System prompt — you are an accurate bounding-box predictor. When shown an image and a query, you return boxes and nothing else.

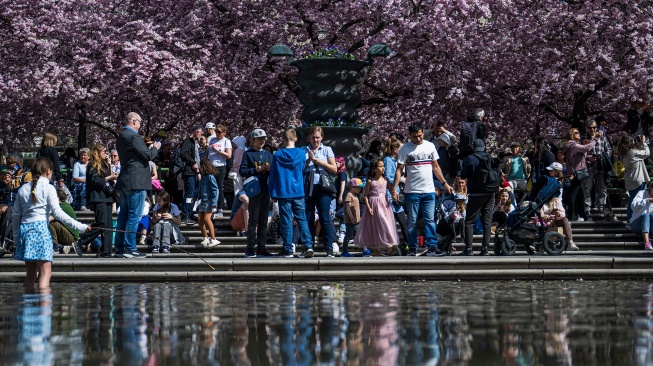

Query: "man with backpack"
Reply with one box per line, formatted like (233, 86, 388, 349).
(459, 139, 501, 256)
(458, 108, 487, 161)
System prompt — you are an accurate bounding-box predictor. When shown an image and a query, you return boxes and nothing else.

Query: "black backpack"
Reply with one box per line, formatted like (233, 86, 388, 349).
(169, 147, 184, 175)
(459, 121, 478, 153)
(472, 153, 502, 193)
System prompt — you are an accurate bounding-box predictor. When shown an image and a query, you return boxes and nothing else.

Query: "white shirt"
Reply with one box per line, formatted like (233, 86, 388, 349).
(397, 140, 439, 194)
(207, 137, 232, 167)
(12, 177, 87, 236)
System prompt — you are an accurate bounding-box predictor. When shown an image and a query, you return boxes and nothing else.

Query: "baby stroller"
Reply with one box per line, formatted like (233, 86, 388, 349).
(435, 195, 463, 256)
(493, 176, 566, 256)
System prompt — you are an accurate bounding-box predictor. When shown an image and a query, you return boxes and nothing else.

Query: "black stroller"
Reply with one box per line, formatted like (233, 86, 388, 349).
(493, 176, 567, 256)
(435, 195, 462, 256)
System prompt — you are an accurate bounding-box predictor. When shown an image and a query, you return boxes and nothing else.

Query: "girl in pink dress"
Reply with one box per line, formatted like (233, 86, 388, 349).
(355, 159, 399, 255)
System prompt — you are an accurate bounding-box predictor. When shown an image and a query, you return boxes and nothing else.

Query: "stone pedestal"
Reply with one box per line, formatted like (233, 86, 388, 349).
(296, 126, 370, 178)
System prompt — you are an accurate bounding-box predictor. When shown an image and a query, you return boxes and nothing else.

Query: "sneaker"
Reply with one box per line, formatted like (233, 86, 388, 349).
(183, 218, 195, 225)
(80, 206, 91, 212)
(162, 247, 170, 254)
(72, 240, 83, 257)
(62, 245, 71, 255)
(569, 243, 579, 251)
(215, 211, 224, 218)
(114, 252, 124, 258)
(256, 248, 274, 257)
(478, 247, 489, 256)
(152, 245, 160, 253)
(200, 237, 211, 247)
(207, 239, 221, 248)
(340, 251, 354, 257)
(645, 242, 653, 251)
(407, 249, 417, 257)
(332, 243, 340, 256)
(237, 231, 246, 237)
(574, 217, 584, 222)
(138, 237, 146, 245)
(123, 250, 147, 258)
(276, 250, 294, 258)
(362, 249, 372, 257)
(98, 253, 113, 258)
(299, 248, 314, 258)
(326, 251, 335, 258)
(426, 247, 445, 257)
(244, 249, 257, 258)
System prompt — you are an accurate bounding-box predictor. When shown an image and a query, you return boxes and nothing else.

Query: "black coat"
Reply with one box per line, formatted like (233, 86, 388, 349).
(116, 127, 159, 191)
(623, 108, 652, 136)
(179, 137, 198, 176)
(36, 146, 63, 182)
(87, 163, 115, 203)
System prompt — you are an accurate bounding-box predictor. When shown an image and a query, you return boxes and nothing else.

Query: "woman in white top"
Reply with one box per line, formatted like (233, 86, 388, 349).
(12, 157, 90, 290)
(629, 181, 653, 250)
(206, 123, 232, 218)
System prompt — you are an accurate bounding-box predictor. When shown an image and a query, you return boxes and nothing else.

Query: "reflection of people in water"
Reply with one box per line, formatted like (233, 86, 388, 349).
(544, 308, 572, 365)
(17, 289, 53, 365)
(360, 291, 400, 365)
(633, 283, 653, 366)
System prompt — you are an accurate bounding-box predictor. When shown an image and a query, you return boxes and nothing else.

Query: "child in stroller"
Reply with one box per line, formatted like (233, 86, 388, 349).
(494, 172, 569, 256)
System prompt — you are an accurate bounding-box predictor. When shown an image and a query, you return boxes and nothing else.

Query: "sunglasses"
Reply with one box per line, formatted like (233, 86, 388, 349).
(216, 130, 225, 134)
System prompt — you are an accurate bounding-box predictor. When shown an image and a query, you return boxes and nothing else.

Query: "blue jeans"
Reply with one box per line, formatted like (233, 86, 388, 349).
(181, 175, 198, 219)
(72, 182, 86, 210)
(631, 214, 653, 234)
(405, 192, 439, 250)
(114, 189, 146, 253)
(278, 198, 313, 252)
(305, 187, 334, 252)
(628, 183, 647, 222)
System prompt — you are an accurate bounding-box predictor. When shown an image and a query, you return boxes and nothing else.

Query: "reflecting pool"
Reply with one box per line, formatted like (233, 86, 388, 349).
(0, 281, 652, 365)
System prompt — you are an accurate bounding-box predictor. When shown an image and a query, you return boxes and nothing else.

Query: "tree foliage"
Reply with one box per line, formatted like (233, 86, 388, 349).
(1, 0, 652, 151)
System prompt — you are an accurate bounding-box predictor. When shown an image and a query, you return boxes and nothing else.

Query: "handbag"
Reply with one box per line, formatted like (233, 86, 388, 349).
(316, 166, 337, 195)
(243, 176, 261, 197)
(574, 168, 590, 181)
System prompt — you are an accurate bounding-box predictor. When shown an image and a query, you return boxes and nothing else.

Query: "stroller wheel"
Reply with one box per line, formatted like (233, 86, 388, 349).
(502, 237, 517, 256)
(543, 231, 566, 255)
(526, 241, 544, 255)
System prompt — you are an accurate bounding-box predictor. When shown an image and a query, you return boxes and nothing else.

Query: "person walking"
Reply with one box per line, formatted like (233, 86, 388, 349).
(268, 128, 314, 258)
(391, 123, 453, 256)
(114, 112, 161, 258)
(240, 128, 273, 258)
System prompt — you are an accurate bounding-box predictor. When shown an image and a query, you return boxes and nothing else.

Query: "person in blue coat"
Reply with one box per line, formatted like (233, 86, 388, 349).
(269, 128, 314, 258)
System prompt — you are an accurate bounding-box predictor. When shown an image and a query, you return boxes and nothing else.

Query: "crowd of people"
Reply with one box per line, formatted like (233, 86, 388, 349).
(2, 103, 653, 289)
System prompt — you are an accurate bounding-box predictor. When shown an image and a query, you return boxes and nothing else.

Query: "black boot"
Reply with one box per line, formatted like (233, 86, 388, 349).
(478, 247, 489, 256)
(457, 248, 473, 256)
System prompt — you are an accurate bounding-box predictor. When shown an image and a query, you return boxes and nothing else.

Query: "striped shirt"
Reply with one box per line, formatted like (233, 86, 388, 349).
(397, 140, 439, 194)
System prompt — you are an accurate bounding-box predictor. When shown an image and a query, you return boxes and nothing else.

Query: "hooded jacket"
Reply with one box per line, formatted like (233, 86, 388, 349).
(269, 147, 306, 199)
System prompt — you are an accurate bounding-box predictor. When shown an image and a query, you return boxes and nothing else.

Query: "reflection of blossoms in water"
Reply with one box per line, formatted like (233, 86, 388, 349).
(633, 283, 653, 366)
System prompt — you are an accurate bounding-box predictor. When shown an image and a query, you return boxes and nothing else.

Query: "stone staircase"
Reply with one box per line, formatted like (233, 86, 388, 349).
(2, 207, 653, 282)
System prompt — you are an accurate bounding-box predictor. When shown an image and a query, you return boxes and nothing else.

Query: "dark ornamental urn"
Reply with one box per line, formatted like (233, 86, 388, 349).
(268, 44, 392, 178)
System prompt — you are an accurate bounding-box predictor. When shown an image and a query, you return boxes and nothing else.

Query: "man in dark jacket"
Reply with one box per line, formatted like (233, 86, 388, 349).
(458, 108, 487, 161)
(459, 139, 495, 256)
(114, 112, 160, 258)
(179, 126, 203, 224)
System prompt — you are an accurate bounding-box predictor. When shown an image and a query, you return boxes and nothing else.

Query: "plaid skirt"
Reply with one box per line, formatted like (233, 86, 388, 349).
(14, 221, 54, 262)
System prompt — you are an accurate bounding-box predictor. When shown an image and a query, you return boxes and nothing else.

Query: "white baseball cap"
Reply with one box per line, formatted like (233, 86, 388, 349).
(546, 162, 563, 171)
(251, 128, 267, 138)
(205, 122, 216, 130)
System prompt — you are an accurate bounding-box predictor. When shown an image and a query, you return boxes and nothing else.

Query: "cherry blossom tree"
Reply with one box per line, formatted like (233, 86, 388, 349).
(1, 0, 652, 152)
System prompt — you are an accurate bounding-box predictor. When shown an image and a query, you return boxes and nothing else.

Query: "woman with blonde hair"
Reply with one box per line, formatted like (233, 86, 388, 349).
(36, 132, 64, 186)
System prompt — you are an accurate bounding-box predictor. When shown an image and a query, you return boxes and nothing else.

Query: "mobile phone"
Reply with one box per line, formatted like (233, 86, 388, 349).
(154, 136, 164, 143)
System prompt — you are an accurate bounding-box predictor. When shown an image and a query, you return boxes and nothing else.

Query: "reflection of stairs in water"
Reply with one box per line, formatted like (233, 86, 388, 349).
(1, 207, 653, 282)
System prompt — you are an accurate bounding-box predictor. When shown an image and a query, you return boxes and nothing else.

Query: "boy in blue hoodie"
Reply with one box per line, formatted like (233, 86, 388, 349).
(239, 128, 274, 258)
(269, 128, 314, 258)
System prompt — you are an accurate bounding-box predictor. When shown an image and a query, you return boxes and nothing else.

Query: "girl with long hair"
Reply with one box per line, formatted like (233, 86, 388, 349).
(150, 190, 183, 253)
(198, 159, 221, 248)
(12, 157, 89, 289)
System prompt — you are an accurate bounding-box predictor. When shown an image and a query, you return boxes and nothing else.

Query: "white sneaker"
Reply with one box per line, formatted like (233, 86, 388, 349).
(207, 239, 221, 248)
(200, 237, 211, 247)
(63, 245, 71, 254)
(332, 243, 340, 256)
(569, 243, 579, 251)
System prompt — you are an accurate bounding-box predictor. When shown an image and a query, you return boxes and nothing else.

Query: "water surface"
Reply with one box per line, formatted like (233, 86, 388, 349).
(0, 281, 652, 365)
